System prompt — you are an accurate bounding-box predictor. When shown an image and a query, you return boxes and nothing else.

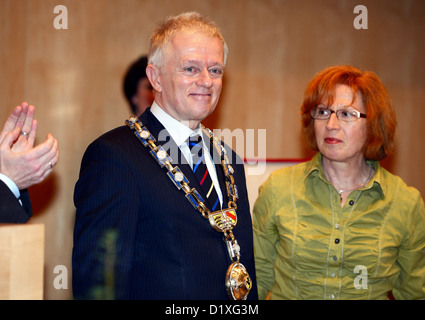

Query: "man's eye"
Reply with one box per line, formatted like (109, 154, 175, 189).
(184, 66, 198, 73)
(209, 68, 223, 77)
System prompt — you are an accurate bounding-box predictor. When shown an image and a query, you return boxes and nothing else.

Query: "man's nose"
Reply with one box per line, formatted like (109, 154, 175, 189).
(196, 69, 213, 87)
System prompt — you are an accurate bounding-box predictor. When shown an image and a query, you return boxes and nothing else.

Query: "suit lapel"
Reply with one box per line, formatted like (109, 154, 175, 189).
(138, 109, 210, 206)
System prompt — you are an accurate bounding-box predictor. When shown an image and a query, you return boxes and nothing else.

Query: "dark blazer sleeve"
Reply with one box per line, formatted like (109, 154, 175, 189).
(0, 180, 32, 223)
(72, 129, 142, 299)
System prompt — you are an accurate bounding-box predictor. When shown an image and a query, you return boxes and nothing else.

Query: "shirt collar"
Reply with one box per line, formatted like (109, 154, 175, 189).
(305, 152, 385, 198)
(150, 101, 200, 147)
(369, 160, 386, 196)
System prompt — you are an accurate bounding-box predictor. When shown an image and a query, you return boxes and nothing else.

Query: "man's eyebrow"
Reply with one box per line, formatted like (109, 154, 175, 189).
(181, 59, 224, 67)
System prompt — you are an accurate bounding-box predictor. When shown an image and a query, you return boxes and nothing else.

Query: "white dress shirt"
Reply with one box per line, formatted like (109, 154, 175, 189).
(150, 102, 223, 207)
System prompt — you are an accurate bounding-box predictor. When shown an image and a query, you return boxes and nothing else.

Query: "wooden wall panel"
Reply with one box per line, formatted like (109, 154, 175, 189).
(0, 224, 44, 299)
(0, 0, 26, 118)
(0, 0, 423, 299)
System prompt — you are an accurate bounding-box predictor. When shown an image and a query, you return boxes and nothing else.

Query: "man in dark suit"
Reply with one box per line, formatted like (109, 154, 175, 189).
(72, 12, 258, 300)
(0, 103, 59, 223)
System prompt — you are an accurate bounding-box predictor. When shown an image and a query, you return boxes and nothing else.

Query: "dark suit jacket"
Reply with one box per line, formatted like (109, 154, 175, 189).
(0, 180, 32, 223)
(73, 108, 258, 300)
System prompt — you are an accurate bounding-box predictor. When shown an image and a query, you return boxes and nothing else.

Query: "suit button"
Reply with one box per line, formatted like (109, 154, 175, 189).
(335, 238, 340, 244)
(349, 200, 354, 205)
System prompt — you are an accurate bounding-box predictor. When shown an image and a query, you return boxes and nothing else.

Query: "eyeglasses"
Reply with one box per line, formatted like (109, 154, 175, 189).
(311, 105, 367, 122)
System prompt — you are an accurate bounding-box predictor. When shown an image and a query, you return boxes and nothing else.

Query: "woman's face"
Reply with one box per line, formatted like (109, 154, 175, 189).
(314, 84, 367, 165)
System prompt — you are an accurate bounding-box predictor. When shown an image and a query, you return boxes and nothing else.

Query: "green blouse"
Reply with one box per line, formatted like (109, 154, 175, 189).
(253, 153, 425, 300)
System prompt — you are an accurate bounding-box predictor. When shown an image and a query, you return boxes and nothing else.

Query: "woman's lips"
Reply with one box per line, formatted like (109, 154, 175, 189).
(324, 137, 342, 144)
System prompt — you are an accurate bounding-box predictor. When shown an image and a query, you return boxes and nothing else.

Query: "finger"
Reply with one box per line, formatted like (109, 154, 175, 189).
(39, 161, 56, 183)
(1, 127, 21, 149)
(14, 102, 29, 132)
(26, 119, 38, 147)
(25, 136, 58, 182)
(47, 143, 59, 171)
(26, 133, 57, 161)
(40, 135, 59, 169)
(46, 134, 59, 166)
(0, 105, 23, 142)
(21, 104, 35, 136)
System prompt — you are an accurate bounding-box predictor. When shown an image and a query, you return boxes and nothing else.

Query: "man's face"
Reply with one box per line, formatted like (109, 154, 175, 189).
(152, 31, 225, 129)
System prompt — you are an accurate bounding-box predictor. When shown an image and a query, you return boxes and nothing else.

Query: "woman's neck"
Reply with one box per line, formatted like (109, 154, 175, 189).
(322, 156, 374, 207)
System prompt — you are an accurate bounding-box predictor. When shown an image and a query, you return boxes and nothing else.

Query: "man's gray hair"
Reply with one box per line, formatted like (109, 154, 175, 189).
(148, 11, 229, 68)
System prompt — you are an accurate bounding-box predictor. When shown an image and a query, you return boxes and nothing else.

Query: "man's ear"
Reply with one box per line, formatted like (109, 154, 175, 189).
(146, 64, 162, 93)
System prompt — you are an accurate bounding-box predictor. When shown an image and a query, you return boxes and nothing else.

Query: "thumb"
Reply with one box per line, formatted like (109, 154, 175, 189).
(1, 127, 21, 148)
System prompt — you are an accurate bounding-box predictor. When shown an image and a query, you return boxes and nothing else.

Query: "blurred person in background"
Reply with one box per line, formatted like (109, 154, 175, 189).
(123, 55, 154, 116)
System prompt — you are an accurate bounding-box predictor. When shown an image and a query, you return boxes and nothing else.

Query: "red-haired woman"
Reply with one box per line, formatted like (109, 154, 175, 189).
(253, 65, 425, 300)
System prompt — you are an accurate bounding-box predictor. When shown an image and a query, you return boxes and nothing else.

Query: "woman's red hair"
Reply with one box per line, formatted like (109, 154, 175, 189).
(300, 65, 397, 160)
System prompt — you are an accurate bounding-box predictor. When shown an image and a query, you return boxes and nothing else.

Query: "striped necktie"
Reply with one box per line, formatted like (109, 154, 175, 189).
(188, 135, 220, 211)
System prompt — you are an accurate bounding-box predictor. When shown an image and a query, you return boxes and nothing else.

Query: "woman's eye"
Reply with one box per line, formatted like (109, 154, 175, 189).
(340, 110, 354, 118)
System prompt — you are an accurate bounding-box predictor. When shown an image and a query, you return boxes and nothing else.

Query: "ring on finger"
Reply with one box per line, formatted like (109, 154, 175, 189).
(48, 162, 53, 169)
(21, 131, 29, 137)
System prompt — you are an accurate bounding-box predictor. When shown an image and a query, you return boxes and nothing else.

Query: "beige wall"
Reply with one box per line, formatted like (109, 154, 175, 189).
(0, 0, 424, 299)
